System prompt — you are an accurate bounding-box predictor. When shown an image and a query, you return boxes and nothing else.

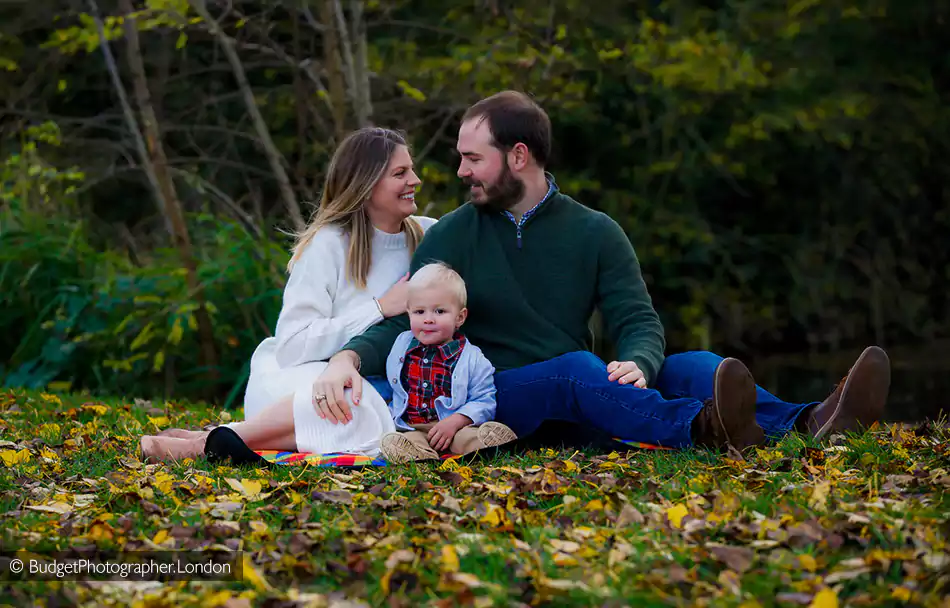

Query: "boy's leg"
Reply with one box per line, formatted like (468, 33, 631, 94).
(449, 425, 482, 454)
(654, 351, 813, 439)
(449, 422, 517, 455)
(380, 425, 440, 462)
(493, 351, 764, 450)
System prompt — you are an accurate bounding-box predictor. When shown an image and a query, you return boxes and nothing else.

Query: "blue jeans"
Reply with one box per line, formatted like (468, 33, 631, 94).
(366, 375, 394, 404)
(494, 352, 704, 448)
(656, 351, 816, 439)
(494, 351, 815, 448)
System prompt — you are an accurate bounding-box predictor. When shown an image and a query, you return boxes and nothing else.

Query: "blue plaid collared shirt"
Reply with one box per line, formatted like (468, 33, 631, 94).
(502, 176, 557, 249)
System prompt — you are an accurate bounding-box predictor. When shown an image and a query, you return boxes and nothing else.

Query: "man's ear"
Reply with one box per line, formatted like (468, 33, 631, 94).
(509, 143, 529, 171)
(456, 307, 468, 328)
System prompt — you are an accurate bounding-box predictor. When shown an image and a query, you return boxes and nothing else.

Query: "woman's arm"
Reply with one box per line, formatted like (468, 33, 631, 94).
(273, 233, 384, 368)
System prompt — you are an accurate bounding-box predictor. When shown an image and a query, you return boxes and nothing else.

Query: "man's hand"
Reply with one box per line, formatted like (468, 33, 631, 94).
(607, 360, 647, 388)
(427, 413, 472, 452)
(312, 351, 363, 424)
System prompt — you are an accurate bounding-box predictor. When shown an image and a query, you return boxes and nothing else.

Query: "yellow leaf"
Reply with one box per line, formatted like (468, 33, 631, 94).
(1, 449, 31, 466)
(809, 588, 838, 608)
(799, 554, 818, 572)
(240, 554, 272, 592)
(39, 447, 59, 461)
(562, 459, 579, 473)
(396, 80, 426, 102)
(152, 529, 169, 545)
(552, 552, 579, 566)
(199, 590, 234, 608)
(82, 404, 107, 415)
(225, 478, 263, 496)
(585, 499, 604, 511)
(147, 416, 169, 427)
(808, 481, 831, 511)
(441, 545, 460, 572)
(666, 503, 689, 529)
(891, 587, 912, 602)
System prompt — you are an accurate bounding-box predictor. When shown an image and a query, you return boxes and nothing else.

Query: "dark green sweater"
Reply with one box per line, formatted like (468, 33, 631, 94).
(344, 191, 666, 383)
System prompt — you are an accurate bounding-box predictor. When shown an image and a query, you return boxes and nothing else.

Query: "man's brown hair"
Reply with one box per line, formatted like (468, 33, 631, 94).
(462, 91, 552, 167)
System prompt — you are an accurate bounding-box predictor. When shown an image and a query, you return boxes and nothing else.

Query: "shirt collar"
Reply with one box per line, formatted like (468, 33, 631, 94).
(502, 172, 558, 225)
(406, 332, 466, 360)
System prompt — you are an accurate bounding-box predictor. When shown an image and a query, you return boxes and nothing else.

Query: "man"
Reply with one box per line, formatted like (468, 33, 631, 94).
(311, 91, 890, 451)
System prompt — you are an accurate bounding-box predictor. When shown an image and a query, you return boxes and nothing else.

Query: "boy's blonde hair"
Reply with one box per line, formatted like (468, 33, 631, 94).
(408, 262, 467, 307)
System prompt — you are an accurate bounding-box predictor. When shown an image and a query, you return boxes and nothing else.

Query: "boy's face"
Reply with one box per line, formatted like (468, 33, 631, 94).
(407, 286, 467, 346)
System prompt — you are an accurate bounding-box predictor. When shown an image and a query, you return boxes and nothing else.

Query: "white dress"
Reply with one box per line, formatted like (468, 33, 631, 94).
(241, 216, 437, 455)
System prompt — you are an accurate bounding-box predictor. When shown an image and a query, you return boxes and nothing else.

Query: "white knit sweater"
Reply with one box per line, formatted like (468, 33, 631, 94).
(243, 216, 437, 419)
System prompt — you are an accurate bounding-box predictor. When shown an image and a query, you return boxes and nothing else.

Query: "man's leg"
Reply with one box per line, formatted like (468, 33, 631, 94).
(493, 351, 763, 450)
(655, 347, 890, 440)
(655, 351, 813, 439)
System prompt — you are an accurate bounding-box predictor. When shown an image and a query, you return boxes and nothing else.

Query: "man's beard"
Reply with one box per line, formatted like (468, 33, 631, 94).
(462, 161, 524, 211)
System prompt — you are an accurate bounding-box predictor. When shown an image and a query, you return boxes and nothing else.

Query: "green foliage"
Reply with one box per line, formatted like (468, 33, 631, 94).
(1, 0, 948, 400)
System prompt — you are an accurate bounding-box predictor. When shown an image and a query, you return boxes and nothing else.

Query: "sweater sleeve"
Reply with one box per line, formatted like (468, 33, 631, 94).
(273, 232, 384, 368)
(343, 217, 455, 376)
(595, 214, 666, 385)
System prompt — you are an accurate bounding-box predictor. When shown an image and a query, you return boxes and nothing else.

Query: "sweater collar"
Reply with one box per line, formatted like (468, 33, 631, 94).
(372, 226, 410, 250)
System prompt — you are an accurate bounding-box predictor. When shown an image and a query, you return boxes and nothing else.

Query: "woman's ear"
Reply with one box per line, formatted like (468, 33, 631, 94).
(456, 307, 468, 328)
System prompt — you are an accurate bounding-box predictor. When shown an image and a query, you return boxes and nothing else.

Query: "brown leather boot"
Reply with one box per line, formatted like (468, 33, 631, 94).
(692, 358, 765, 452)
(800, 346, 890, 440)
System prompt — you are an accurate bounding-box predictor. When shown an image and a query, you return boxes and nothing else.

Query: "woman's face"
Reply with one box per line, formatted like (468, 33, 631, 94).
(365, 144, 421, 227)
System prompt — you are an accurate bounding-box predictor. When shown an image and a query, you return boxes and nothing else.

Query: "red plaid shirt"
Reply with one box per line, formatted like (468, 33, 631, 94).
(400, 333, 466, 425)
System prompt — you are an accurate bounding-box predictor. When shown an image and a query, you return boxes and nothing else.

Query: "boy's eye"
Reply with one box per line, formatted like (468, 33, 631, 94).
(412, 309, 424, 315)
(435, 308, 446, 314)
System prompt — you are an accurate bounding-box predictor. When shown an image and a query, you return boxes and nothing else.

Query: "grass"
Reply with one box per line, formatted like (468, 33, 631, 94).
(0, 388, 948, 607)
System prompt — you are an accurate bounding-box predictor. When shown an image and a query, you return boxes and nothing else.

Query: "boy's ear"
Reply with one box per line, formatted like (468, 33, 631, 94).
(456, 307, 468, 328)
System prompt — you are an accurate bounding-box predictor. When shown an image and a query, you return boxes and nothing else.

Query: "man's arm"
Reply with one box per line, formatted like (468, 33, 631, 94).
(595, 215, 666, 385)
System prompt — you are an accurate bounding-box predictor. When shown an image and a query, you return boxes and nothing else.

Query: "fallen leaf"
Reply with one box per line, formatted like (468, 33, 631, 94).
(441, 545, 460, 572)
(708, 544, 755, 573)
(25, 501, 72, 514)
(808, 588, 838, 608)
(666, 503, 689, 529)
(616, 503, 645, 527)
(1, 449, 31, 466)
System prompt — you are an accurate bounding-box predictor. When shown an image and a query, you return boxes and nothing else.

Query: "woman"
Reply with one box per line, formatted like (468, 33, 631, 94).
(140, 127, 436, 461)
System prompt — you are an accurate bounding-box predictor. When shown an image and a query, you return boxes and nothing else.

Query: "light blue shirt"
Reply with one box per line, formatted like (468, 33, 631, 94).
(385, 330, 497, 431)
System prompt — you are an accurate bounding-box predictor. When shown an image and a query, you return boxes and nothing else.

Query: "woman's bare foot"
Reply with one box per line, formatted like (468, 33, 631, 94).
(156, 428, 210, 440)
(140, 433, 209, 464)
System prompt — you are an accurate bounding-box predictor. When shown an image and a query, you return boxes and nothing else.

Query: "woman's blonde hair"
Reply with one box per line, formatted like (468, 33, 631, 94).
(288, 127, 424, 288)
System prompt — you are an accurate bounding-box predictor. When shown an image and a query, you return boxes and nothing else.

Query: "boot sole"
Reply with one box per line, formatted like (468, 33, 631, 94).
(477, 422, 518, 448)
(715, 358, 765, 451)
(814, 346, 890, 439)
(380, 434, 438, 463)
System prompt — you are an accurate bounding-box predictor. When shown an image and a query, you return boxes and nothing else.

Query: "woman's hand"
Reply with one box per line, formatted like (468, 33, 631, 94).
(312, 351, 363, 424)
(376, 273, 410, 317)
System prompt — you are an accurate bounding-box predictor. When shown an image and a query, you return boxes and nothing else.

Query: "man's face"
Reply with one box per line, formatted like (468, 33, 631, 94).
(456, 118, 524, 210)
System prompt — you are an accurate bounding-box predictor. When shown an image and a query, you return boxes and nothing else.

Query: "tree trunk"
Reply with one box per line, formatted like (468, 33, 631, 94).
(189, 0, 307, 231)
(116, 0, 220, 392)
(320, 0, 350, 140)
(349, 0, 373, 126)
